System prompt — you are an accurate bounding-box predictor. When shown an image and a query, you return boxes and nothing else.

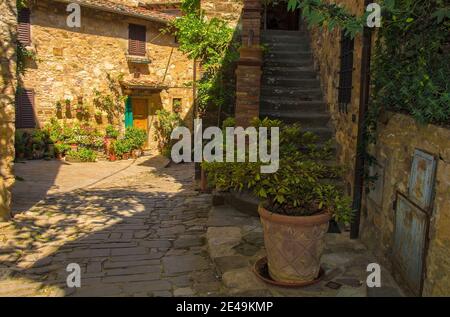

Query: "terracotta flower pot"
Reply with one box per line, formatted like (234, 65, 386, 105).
(258, 205, 331, 284)
(109, 153, 117, 161)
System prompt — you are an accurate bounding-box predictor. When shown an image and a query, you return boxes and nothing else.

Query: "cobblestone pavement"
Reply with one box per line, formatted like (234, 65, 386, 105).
(1, 156, 219, 297)
(1, 156, 404, 297)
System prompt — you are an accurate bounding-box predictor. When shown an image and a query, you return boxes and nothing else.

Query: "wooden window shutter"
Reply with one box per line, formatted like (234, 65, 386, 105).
(128, 24, 146, 56)
(337, 31, 355, 113)
(18, 8, 31, 46)
(15, 89, 36, 129)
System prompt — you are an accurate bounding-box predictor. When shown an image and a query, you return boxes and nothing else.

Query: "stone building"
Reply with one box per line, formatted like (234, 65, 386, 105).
(0, 0, 16, 221)
(233, 0, 450, 296)
(17, 0, 195, 149)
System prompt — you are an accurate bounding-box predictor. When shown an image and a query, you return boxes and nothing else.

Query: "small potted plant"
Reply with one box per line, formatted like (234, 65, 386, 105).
(104, 125, 119, 154)
(55, 101, 63, 118)
(94, 110, 103, 123)
(64, 98, 71, 111)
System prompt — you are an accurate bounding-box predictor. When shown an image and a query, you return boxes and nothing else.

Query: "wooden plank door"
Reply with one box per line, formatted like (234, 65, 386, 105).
(132, 98, 148, 147)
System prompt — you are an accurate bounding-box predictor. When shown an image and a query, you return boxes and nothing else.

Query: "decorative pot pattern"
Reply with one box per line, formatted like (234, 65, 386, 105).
(258, 206, 330, 283)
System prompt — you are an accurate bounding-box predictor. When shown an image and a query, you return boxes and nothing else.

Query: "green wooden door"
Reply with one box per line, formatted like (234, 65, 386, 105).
(125, 97, 133, 128)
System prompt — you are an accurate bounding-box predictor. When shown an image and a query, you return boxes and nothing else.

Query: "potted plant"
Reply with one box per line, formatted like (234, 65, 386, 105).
(14, 131, 26, 160)
(55, 101, 63, 118)
(124, 126, 147, 159)
(55, 143, 71, 159)
(94, 110, 103, 123)
(64, 98, 71, 112)
(104, 125, 119, 154)
(203, 119, 353, 284)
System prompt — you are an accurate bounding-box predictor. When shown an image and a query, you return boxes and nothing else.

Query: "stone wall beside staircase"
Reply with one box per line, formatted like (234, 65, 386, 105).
(0, 0, 16, 221)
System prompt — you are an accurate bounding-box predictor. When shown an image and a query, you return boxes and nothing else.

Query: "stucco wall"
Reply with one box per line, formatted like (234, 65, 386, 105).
(21, 0, 194, 134)
(0, 0, 16, 221)
(360, 112, 450, 296)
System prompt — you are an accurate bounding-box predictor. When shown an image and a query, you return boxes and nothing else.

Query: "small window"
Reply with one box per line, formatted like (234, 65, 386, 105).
(128, 24, 146, 56)
(15, 89, 36, 129)
(18, 8, 31, 46)
(337, 31, 354, 113)
(172, 98, 182, 113)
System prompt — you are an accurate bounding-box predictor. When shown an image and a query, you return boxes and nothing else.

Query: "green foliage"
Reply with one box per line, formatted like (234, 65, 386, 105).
(105, 125, 120, 139)
(202, 118, 353, 223)
(67, 148, 97, 162)
(112, 139, 132, 157)
(54, 143, 71, 156)
(43, 119, 104, 149)
(170, 0, 240, 118)
(92, 73, 127, 122)
(369, 0, 450, 129)
(17, 42, 36, 75)
(124, 127, 147, 150)
(154, 109, 182, 156)
(287, 0, 366, 38)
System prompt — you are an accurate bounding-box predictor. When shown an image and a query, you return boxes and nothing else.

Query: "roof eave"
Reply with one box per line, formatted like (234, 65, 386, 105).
(52, 0, 171, 25)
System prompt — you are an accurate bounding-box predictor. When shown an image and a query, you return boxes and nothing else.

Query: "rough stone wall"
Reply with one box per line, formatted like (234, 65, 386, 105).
(201, 0, 244, 28)
(307, 0, 450, 296)
(0, 0, 16, 221)
(360, 113, 450, 296)
(21, 0, 194, 132)
(307, 0, 366, 199)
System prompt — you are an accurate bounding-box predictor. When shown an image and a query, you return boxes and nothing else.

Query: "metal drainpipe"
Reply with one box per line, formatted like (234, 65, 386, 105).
(350, 1, 373, 239)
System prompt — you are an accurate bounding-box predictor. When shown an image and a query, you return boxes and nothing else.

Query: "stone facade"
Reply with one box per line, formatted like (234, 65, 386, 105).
(307, 0, 450, 296)
(307, 0, 366, 199)
(360, 113, 450, 297)
(0, 0, 16, 221)
(21, 0, 194, 149)
(202, 0, 244, 28)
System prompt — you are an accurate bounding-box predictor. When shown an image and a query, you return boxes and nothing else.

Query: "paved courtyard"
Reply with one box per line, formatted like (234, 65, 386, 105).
(0, 156, 403, 297)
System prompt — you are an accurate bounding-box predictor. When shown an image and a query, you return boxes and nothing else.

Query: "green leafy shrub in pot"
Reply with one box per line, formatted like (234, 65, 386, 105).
(66, 148, 97, 162)
(105, 125, 120, 139)
(203, 118, 353, 284)
(124, 126, 147, 150)
(112, 138, 132, 158)
(54, 143, 71, 158)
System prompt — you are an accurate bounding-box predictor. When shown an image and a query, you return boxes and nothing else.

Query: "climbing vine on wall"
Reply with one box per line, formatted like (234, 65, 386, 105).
(367, 0, 450, 146)
(169, 0, 240, 121)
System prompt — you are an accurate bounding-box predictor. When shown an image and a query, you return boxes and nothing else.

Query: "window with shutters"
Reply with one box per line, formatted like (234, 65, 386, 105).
(128, 24, 146, 56)
(15, 89, 36, 129)
(337, 32, 354, 113)
(18, 8, 31, 46)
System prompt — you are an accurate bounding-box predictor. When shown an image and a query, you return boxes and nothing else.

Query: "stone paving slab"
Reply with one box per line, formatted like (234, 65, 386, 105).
(205, 205, 405, 297)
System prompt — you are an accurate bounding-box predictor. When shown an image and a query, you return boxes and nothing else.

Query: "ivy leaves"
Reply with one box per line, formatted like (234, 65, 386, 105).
(287, 0, 366, 38)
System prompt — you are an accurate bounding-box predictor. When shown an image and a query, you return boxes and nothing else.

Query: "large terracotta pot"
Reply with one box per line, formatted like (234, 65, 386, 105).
(258, 206, 331, 283)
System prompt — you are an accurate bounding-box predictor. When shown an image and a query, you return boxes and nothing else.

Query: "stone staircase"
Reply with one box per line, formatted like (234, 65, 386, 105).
(260, 29, 333, 144)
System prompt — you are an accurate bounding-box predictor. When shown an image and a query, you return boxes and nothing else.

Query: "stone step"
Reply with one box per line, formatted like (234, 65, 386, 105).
(262, 77, 321, 88)
(265, 51, 312, 60)
(264, 59, 313, 67)
(265, 42, 311, 51)
(260, 99, 327, 112)
(262, 33, 309, 42)
(260, 111, 331, 126)
(262, 29, 308, 36)
(263, 70, 317, 80)
(261, 87, 323, 100)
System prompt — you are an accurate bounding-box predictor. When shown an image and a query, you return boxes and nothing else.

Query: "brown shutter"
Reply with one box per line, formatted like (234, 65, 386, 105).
(18, 8, 31, 46)
(128, 24, 146, 56)
(16, 89, 36, 129)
